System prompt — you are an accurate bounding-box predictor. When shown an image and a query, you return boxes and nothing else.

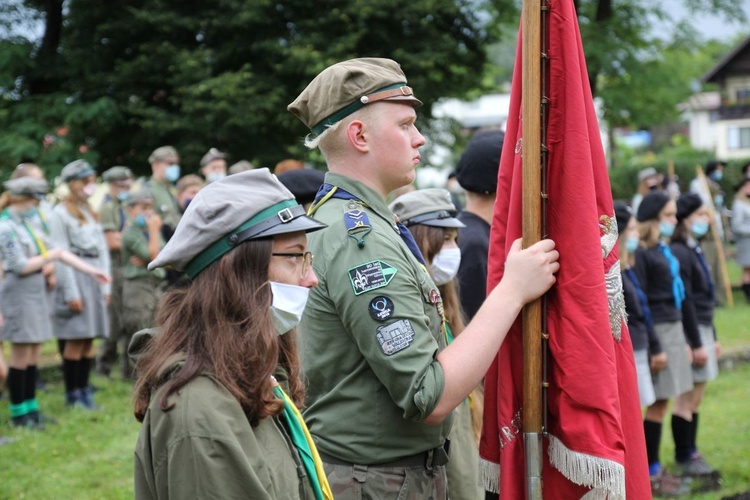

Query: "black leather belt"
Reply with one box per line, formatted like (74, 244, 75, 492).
(319, 440, 450, 469)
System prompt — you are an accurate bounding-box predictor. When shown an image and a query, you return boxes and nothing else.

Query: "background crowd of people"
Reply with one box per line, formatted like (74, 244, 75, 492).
(0, 76, 745, 497)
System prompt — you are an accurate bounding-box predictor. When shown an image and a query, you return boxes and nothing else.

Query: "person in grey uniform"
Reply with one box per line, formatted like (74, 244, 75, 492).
(0, 177, 110, 427)
(49, 160, 112, 409)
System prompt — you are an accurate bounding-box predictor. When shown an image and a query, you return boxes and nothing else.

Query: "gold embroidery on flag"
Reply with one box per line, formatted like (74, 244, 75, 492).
(605, 261, 626, 342)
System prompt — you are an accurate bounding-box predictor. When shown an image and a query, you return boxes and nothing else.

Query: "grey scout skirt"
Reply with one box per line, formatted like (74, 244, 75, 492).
(651, 320, 693, 400)
(0, 271, 53, 343)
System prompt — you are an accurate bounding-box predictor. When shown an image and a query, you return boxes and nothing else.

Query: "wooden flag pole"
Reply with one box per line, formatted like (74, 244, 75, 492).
(521, 0, 544, 498)
(695, 166, 733, 308)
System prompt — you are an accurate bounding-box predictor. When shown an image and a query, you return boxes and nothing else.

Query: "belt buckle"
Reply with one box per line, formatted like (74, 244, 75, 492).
(278, 208, 294, 223)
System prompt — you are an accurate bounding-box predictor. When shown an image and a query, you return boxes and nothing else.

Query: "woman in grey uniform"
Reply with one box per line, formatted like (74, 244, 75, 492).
(390, 188, 484, 500)
(0, 177, 109, 428)
(50, 160, 111, 409)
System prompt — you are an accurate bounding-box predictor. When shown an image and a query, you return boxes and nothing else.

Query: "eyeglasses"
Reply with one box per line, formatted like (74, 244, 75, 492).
(271, 251, 314, 278)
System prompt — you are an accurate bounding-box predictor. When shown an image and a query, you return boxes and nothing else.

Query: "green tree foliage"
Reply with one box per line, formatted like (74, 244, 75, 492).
(0, 0, 510, 178)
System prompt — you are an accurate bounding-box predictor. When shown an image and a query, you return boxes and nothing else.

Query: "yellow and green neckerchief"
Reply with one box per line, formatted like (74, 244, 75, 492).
(272, 385, 333, 500)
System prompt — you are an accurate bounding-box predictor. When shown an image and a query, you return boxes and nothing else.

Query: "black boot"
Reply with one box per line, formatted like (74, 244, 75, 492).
(743, 283, 750, 303)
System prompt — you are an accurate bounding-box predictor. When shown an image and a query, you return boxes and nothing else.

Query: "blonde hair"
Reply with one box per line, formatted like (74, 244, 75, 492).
(63, 178, 99, 225)
(637, 220, 660, 248)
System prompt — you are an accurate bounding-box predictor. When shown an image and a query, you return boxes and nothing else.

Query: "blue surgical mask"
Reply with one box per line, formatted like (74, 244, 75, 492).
(659, 221, 675, 238)
(625, 236, 639, 254)
(135, 214, 147, 228)
(206, 173, 225, 183)
(713, 194, 724, 207)
(691, 220, 710, 239)
(710, 170, 723, 182)
(165, 164, 181, 183)
(183, 198, 193, 210)
(21, 207, 39, 219)
(117, 192, 130, 202)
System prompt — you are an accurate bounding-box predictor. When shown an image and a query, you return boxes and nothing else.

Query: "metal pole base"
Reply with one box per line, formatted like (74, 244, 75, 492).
(525, 432, 543, 500)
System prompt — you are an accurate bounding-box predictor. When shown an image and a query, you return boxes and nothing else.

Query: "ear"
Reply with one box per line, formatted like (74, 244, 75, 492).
(346, 119, 369, 153)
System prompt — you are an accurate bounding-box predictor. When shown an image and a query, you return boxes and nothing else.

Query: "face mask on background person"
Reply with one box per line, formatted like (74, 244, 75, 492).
(269, 281, 310, 335)
(117, 192, 130, 202)
(659, 221, 675, 238)
(711, 170, 723, 182)
(691, 220, 710, 239)
(206, 173, 226, 183)
(81, 183, 96, 199)
(165, 164, 181, 183)
(625, 236, 639, 254)
(430, 247, 461, 286)
(713, 194, 724, 207)
(135, 214, 147, 228)
(20, 206, 39, 219)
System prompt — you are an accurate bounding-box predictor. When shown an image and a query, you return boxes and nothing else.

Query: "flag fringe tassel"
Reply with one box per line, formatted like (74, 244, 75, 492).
(479, 457, 500, 494)
(549, 434, 626, 499)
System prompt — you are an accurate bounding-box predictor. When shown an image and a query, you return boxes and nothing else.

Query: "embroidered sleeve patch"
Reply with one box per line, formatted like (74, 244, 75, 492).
(369, 295, 395, 321)
(376, 319, 415, 355)
(348, 260, 398, 295)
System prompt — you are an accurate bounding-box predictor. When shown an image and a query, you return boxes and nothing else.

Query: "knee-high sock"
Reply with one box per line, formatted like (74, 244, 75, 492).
(672, 414, 693, 463)
(62, 358, 79, 394)
(690, 412, 700, 455)
(24, 365, 38, 412)
(644, 419, 663, 470)
(8, 367, 28, 417)
(79, 357, 92, 390)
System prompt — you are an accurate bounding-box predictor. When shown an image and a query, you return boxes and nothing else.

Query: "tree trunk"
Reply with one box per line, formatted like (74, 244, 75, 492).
(27, 0, 64, 95)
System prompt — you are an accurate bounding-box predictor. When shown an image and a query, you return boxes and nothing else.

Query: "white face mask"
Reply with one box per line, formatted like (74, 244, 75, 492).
(206, 172, 226, 183)
(269, 281, 310, 335)
(430, 247, 461, 286)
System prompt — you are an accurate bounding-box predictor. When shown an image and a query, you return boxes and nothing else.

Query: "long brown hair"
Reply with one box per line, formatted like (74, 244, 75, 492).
(132, 238, 305, 426)
(408, 224, 465, 333)
(63, 178, 99, 225)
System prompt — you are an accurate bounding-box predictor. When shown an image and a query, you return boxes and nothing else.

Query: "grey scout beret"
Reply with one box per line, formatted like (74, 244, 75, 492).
(102, 166, 134, 183)
(148, 146, 179, 164)
(200, 148, 226, 167)
(61, 160, 96, 182)
(3, 177, 49, 198)
(389, 188, 465, 228)
(125, 188, 155, 207)
(148, 168, 327, 279)
(288, 57, 423, 136)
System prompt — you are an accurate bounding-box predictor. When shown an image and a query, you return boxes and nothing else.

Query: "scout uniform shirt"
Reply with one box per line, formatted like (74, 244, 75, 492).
(121, 223, 167, 281)
(144, 177, 181, 231)
(300, 172, 453, 465)
(131, 329, 316, 500)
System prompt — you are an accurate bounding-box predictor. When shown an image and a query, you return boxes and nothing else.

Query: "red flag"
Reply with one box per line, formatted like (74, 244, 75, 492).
(479, 1, 651, 498)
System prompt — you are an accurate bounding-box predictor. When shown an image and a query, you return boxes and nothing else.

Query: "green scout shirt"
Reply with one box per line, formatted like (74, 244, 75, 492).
(299, 172, 452, 465)
(121, 223, 166, 280)
(134, 373, 315, 500)
(99, 194, 126, 268)
(145, 177, 181, 230)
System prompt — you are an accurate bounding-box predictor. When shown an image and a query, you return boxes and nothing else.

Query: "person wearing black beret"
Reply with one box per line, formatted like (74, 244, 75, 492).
(667, 193, 721, 483)
(455, 129, 504, 321)
(614, 201, 663, 412)
(634, 192, 694, 495)
(277, 168, 325, 210)
(731, 177, 750, 303)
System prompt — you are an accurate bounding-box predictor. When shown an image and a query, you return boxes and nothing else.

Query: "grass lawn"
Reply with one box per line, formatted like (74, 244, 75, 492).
(1, 363, 748, 498)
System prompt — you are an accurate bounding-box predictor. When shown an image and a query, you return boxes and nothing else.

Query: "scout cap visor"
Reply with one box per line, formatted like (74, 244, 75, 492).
(253, 213, 327, 239)
(403, 210, 465, 229)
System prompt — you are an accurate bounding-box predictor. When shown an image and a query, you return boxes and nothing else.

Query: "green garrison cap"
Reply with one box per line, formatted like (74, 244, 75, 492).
(200, 148, 226, 167)
(102, 166, 134, 183)
(148, 146, 179, 164)
(288, 57, 422, 136)
(148, 168, 327, 279)
(125, 188, 154, 207)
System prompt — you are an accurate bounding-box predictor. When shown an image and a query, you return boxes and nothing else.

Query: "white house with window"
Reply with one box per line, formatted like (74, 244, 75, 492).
(696, 35, 750, 159)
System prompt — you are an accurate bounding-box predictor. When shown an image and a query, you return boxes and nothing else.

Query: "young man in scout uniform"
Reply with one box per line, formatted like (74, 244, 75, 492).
(96, 166, 133, 378)
(144, 146, 182, 236)
(289, 57, 559, 498)
(120, 189, 166, 377)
